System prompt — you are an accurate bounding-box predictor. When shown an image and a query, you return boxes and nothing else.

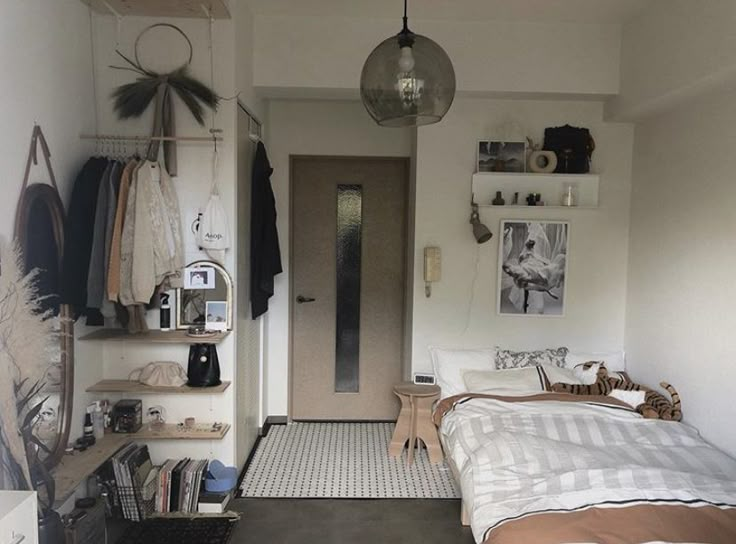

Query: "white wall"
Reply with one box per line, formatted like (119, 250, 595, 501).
(625, 89, 736, 456)
(411, 98, 634, 371)
(0, 0, 103, 446)
(254, 15, 621, 98)
(607, 0, 736, 120)
(233, 0, 265, 120)
(263, 98, 634, 415)
(90, 14, 239, 465)
(264, 100, 412, 416)
(0, 0, 94, 235)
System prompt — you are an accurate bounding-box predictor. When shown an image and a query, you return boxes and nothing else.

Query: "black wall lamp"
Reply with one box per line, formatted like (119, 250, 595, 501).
(470, 201, 492, 244)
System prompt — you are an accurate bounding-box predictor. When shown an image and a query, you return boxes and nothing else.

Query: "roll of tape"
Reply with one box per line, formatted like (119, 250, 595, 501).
(529, 150, 558, 173)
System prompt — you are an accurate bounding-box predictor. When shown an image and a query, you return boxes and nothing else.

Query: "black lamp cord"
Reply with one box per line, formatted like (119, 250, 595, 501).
(399, 0, 415, 47)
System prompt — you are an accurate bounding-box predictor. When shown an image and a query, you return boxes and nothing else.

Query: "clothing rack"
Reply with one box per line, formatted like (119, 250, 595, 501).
(80, 134, 223, 142)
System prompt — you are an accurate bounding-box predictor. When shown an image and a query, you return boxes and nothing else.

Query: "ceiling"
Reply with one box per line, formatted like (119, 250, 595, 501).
(244, 0, 654, 24)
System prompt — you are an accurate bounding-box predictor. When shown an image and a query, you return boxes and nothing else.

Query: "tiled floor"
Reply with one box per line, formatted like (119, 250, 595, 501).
(241, 422, 459, 498)
(229, 498, 475, 544)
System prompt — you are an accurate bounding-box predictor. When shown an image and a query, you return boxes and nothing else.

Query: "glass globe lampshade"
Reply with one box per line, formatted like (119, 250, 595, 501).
(361, 30, 456, 127)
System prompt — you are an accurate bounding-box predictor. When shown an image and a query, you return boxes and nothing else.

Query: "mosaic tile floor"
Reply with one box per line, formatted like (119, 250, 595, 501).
(240, 422, 459, 499)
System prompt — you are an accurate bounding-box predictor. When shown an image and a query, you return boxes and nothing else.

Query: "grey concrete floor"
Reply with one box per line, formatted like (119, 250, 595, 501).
(229, 498, 475, 544)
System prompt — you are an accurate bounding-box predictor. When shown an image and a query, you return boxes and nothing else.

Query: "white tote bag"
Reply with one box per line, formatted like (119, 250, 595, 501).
(197, 150, 231, 263)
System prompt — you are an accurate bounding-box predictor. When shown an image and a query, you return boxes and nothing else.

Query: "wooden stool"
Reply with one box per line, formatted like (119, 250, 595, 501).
(389, 382, 443, 465)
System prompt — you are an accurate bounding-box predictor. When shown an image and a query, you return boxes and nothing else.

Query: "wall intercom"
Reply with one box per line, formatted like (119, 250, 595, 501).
(423, 246, 441, 297)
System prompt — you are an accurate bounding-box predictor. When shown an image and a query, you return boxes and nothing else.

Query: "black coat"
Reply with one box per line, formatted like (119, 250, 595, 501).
(250, 142, 282, 319)
(60, 157, 108, 323)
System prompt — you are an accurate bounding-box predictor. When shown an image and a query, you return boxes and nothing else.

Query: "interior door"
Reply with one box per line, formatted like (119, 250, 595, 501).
(291, 156, 408, 420)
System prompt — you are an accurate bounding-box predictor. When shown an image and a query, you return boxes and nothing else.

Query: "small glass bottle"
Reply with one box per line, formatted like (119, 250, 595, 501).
(561, 183, 578, 207)
(92, 401, 105, 440)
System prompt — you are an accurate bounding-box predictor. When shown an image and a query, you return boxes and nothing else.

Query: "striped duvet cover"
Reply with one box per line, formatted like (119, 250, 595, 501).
(436, 393, 736, 544)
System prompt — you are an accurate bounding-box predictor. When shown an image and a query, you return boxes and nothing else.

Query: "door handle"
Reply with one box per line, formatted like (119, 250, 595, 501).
(296, 295, 316, 304)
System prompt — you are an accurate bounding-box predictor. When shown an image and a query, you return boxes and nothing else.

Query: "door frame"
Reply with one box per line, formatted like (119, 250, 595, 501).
(287, 155, 414, 421)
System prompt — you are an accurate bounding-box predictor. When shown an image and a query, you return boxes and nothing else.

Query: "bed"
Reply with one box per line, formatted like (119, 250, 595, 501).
(429, 348, 736, 544)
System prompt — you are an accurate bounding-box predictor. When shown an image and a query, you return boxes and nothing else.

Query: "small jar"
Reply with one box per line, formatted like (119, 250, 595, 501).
(561, 183, 578, 207)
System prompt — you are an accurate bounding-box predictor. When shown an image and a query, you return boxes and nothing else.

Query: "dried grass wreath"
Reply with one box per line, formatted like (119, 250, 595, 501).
(110, 24, 220, 174)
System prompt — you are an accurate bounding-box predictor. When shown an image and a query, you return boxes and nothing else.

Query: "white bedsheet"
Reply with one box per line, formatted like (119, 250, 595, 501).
(439, 396, 736, 543)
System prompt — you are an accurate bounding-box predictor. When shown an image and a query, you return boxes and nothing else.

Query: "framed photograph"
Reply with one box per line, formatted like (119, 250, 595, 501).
(498, 220, 569, 317)
(205, 301, 229, 331)
(184, 266, 215, 290)
(478, 140, 527, 173)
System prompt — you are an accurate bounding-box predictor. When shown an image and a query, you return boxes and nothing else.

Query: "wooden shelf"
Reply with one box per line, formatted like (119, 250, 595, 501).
(87, 379, 231, 394)
(472, 172, 599, 209)
(81, 0, 230, 19)
(53, 422, 229, 506)
(53, 434, 132, 508)
(136, 423, 230, 440)
(78, 329, 229, 344)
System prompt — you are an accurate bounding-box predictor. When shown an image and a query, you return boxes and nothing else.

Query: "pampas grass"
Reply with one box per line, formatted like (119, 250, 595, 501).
(0, 236, 55, 489)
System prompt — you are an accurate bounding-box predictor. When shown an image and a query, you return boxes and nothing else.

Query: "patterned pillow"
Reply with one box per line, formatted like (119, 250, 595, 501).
(495, 347, 569, 370)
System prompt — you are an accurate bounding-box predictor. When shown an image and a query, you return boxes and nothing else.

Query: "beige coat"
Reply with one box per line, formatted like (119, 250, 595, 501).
(107, 159, 137, 302)
(130, 161, 184, 304)
(119, 162, 142, 307)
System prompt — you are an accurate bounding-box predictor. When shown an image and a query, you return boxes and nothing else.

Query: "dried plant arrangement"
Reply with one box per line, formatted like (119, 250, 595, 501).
(110, 24, 220, 175)
(0, 237, 56, 508)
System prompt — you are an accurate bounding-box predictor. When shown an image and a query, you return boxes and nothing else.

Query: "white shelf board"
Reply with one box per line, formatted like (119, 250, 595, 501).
(472, 172, 599, 208)
(477, 205, 598, 210)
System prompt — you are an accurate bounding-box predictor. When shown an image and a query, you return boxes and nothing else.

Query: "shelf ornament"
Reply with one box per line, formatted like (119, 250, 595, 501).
(110, 24, 220, 176)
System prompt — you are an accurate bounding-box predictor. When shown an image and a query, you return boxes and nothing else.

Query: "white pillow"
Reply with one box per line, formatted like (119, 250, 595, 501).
(429, 347, 495, 398)
(462, 367, 546, 396)
(541, 365, 585, 387)
(566, 350, 626, 372)
(495, 347, 568, 369)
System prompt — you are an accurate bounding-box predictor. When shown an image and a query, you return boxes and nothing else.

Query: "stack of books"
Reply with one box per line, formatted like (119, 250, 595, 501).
(197, 490, 233, 514)
(111, 444, 157, 522)
(156, 458, 209, 513)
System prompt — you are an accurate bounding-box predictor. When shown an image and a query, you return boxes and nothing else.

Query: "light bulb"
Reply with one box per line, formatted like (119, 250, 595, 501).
(398, 46, 415, 73)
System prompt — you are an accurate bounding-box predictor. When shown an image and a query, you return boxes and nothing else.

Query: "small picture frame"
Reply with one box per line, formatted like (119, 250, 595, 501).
(205, 301, 229, 331)
(184, 266, 215, 290)
(478, 140, 527, 173)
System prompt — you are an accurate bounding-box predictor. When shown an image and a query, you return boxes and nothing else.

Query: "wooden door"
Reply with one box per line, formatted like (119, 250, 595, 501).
(290, 156, 408, 420)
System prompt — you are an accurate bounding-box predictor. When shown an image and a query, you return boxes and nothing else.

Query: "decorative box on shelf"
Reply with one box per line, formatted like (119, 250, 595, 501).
(471, 172, 599, 209)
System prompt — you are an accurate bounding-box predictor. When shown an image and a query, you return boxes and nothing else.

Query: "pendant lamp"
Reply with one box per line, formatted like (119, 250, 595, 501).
(360, 0, 456, 127)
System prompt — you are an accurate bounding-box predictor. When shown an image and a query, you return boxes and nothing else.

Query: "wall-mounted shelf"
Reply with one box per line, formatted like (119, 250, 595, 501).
(78, 329, 229, 344)
(80, 0, 230, 19)
(53, 434, 132, 508)
(87, 380, 231, 394)
(136, 423, 230, 440)
(53, 422, 229, 506)
(472, 172, 599, 209)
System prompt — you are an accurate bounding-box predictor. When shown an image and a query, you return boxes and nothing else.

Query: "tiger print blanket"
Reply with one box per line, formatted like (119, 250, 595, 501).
(436, 393, 736, 544)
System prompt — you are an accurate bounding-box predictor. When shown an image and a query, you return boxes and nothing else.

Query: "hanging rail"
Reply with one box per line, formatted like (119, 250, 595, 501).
(80, 134, 223, 142)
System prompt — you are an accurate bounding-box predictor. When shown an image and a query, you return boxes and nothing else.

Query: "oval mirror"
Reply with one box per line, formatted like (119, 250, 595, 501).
(14, 182, 74, 470)
(176, 260, 233, 331)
